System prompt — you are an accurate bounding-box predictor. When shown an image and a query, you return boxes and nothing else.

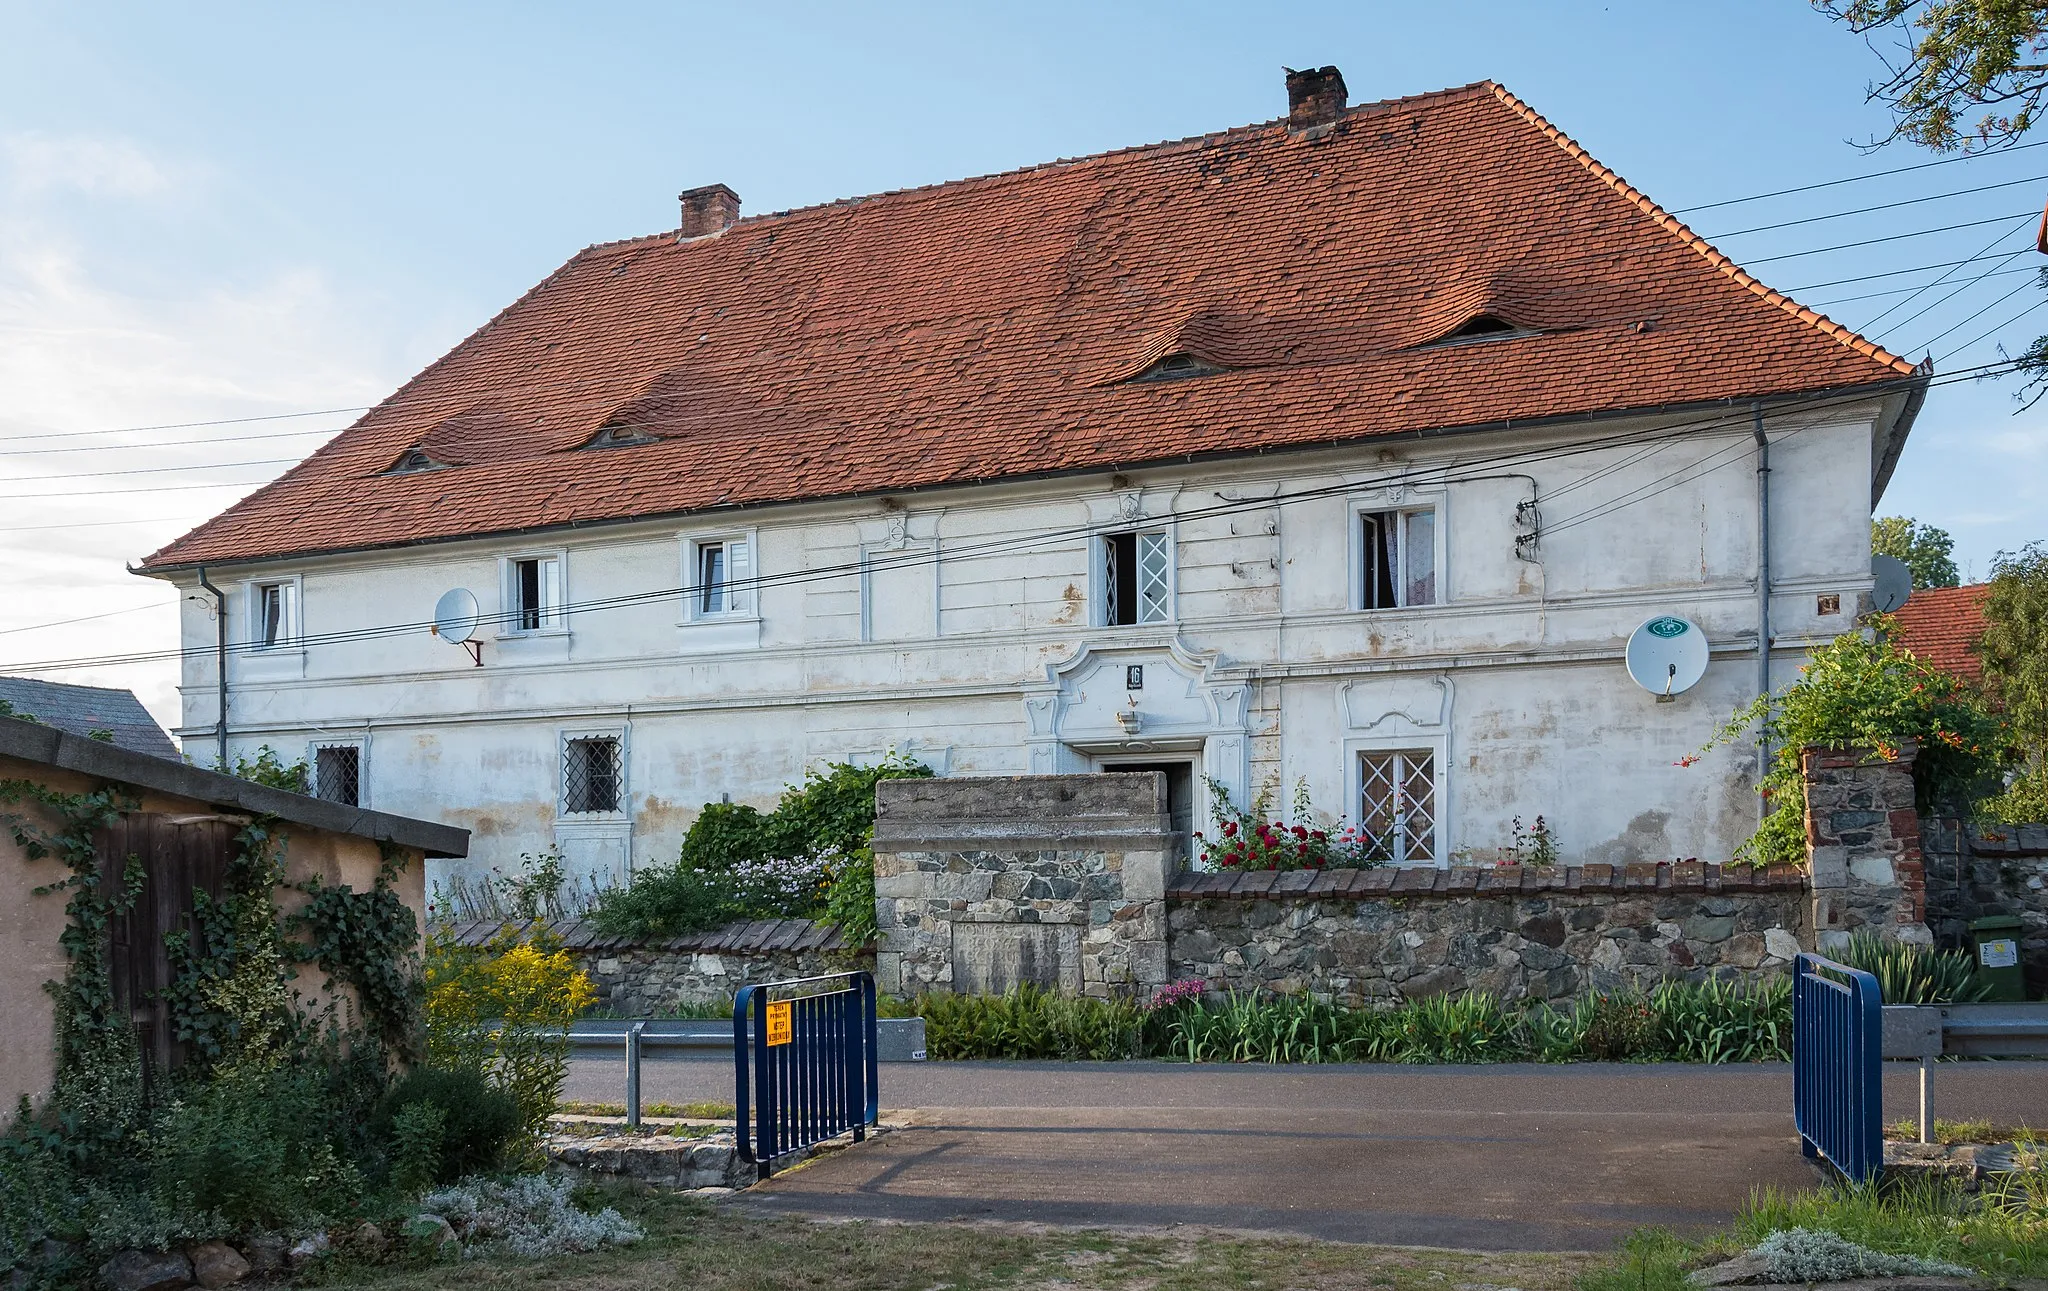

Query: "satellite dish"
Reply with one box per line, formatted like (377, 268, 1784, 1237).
(1626, 615, 1708, 703)
(1871, 555, 1911, 614)
(432, 588, 483, 665)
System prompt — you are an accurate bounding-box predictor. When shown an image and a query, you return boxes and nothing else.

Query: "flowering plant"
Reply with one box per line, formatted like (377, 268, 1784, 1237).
(1145, 978, 1209, 1011)
(1193, 777, 1389, 871)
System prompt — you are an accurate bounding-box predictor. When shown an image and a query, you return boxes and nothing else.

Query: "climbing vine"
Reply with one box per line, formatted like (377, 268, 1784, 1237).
(291, 840, 424, 1059)
(160, 817, 296, 1075)
(0, 780, 144, 1121)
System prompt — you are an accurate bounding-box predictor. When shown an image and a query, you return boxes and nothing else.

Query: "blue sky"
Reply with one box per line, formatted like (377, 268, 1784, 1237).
(4, 1, 2045, 725)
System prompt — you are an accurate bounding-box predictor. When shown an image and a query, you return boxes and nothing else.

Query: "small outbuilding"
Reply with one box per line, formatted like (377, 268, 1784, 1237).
(0, 715, 468, 1110)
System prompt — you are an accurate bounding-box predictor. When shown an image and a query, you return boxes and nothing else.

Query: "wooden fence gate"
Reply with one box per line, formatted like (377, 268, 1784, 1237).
(90, 813, 241, 1079)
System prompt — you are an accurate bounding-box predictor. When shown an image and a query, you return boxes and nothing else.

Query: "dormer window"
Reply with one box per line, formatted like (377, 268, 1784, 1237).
(582, 423, 654, 449)
(385, 447, 446, 475)
(1420, 314, 1536, 349)
(1129, 352, 1224, 383)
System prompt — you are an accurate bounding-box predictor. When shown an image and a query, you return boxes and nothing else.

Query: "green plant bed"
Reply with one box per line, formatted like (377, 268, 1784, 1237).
(886, 977, 1796, 1065)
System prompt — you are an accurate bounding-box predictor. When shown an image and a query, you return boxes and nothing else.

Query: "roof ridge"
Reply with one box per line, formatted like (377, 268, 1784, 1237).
(575, 80, 1506, 255)
(1484, 82, 1916, 378)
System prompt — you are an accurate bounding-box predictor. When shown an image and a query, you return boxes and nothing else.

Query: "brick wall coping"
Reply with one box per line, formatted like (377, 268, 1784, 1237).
(441, 916, 855, 955)
(1167, 861, 1807, 901)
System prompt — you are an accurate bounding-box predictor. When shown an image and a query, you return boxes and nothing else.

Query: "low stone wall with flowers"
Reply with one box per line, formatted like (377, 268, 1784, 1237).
(444, 917, 866, 1014)
(1165, 863, 1811, 1005)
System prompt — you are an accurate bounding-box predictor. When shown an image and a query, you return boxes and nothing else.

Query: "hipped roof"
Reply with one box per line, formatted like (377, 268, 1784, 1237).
(142, 81, 1912, 572)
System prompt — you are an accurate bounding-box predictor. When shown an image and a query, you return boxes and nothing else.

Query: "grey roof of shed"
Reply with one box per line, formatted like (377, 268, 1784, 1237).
(0, 677, 179, 760)
(0, 715, 469, 858)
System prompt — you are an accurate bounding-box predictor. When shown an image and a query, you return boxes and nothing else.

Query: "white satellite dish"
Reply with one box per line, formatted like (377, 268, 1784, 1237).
(1626, 615, 1708, 703)
(431, 588, 482, 665)
(1871, 555, 1912, 614)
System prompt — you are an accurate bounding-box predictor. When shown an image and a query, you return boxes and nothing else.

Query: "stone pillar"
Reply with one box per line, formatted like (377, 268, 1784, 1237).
(871, 773, 1175, 999)
(1802, 742, 1932, 949)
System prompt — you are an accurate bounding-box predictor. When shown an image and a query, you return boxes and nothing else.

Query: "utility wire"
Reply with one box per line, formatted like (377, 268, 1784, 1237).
(1667, 138, 2048, 214)
(1807, 263, 2038, 308)
(1744, 212, 2039, 265)
(1941, 297, 2048, 363)
(1860, 218, 2038, 333)
(1869, 249, 2035, 341)
(1700, 173, 2048, 238)
(1906, 274, 2041, 355)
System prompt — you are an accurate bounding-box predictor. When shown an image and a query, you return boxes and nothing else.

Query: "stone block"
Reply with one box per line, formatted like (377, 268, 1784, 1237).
(1847, 855, 1895, 886)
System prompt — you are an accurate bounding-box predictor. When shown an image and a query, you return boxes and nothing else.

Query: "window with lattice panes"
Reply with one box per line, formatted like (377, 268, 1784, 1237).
(313, 745, 361, 807)
(1358, 749, 1437, 865)
(1361, 508, 1437, 609)
(1103, 531, 1171, 626)
(562, 736, 623, 814)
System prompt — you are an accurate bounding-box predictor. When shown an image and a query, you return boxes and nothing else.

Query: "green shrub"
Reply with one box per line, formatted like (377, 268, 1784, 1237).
(1703, 624, 2007, 865)
(1833, 932, 1992, 1004)
(373, 1065, 522, 1185)
(911, 985, 1143, 1060)
(1575, 989, 1660, 1061)
(592, 755, 931, 943)
(146, 1065, 364, 1236)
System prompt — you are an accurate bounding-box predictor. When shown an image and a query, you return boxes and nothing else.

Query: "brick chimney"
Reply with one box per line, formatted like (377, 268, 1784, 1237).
(1285, 65, 1348, 130)
(678, 184, 740, 240)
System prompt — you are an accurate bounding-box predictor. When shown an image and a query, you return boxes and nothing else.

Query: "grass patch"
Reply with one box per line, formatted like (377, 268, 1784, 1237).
(303, 1187, 1593, 1291)
(1884, 1117, 2036, 1145)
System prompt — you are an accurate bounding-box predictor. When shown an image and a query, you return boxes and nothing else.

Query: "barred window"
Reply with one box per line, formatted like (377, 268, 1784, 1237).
(1358, 749, 1437, 865)
(314, 746, 360, 807)
(1103, 531, 1171, 625)
(563, 736, 622, 814)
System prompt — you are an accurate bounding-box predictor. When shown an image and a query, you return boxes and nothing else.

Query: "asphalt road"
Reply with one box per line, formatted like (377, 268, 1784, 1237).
(566, 1056, 2048, 1251)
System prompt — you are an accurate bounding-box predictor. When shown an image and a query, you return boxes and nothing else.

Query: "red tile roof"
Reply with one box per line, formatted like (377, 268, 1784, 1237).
(142, 81, 1914, 571)
(1891, 584, 1990, 682)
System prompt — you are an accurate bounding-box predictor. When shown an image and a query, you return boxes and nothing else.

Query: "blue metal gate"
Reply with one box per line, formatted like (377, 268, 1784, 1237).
(1792, 952, 1884, 1182)
(733, 971, 879, 1179)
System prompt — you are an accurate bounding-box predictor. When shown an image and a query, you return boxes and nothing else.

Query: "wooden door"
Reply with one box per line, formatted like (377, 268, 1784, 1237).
(92, 813, 240, 1077)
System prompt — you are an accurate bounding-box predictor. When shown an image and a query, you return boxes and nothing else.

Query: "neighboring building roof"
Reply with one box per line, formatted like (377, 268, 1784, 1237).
(0, 716, 470, 858)
(141, 80, 1914, 573)
(1891, 584, 1990, 682)
(0, 677, 179, 760)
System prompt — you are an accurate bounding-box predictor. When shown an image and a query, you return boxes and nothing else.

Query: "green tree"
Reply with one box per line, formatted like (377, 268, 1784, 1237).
(1815, 1, 2048, 150)
(1873, 515, 1962, 588)
(1981, 541, 2048, 817)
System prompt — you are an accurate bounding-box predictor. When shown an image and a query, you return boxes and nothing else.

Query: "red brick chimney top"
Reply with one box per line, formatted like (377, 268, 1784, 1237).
(678, 184, 740, 240)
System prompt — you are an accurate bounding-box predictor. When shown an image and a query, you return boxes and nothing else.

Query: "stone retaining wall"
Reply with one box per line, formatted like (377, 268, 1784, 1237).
(444, 917, 863, 1013)
(1924, 818, 2048, 994)
(1165, 863, 1810, 1004)
(872, 773, 1174, 999)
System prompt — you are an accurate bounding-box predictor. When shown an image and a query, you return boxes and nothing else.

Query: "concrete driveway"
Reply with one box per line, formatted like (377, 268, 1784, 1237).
(566, 1057, 2048, 1251)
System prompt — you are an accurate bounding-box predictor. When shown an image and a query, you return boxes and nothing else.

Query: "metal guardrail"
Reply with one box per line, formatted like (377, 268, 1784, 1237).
(734, 972, 880, 1180)
(1793, 953, 1885, 1184)
(1882, 1000, 2048, 1143)
(554, 1014, 923, 1129)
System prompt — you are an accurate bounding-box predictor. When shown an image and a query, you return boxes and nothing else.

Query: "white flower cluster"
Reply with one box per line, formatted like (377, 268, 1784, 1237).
(717, 850, 839, 915)
(1754, 1228, 1967, 1282)
(420, 1174, 642, 1259)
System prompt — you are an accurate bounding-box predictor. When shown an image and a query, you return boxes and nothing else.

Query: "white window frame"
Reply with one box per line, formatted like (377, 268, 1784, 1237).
(499, 551, 568, 637)
(1096, 528, 1175, 627)
(307, 738, 367, 809)
(683, 530, 759, 623)
(244, 577, 301, 650)
(1350, 494, 1446, 612)
(1350, 743, 1444, 867)
(557, 725, 629, 820)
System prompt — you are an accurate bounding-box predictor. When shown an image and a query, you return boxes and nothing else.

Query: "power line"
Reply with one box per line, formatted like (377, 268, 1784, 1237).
(1940, 297, 2048, 362)
(1860, 218, 2038, 334)
(0, 602, 170, 637)
(1868, 248, 2034, 340)
(0, 477, 282, 502)
(14, 457, 303, 483)
(1, 426, 341, 457)
(1700, 173, 2048, 238)
(1907, 273, 2041, 354)
(1744, 211, 2039, 265)
(1786, 251, 2048, 293)
(4, 365, 1992, 677)
(1807, 263, 2039, 308)
(0, 516, 207, 534)
(1667, 138, 2048, 214)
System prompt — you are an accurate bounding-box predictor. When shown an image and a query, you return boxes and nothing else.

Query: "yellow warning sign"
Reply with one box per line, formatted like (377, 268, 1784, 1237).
(766, 1000, 793, 1047)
